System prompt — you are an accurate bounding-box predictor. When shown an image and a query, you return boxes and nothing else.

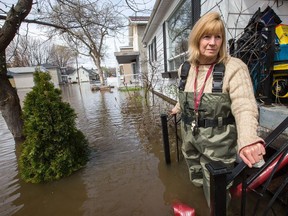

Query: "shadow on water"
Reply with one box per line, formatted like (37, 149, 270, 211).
(1, 83, 210, 216)
(0, 115, 21, 216)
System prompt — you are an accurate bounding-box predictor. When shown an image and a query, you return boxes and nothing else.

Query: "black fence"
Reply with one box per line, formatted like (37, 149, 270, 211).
(160, 114, 288, 216)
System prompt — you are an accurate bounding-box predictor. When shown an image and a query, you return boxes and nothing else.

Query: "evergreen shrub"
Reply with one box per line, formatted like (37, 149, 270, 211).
(19, 71, 89, 183)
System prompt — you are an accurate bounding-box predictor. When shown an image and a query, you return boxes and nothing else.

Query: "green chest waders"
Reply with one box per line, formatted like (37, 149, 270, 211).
(179, 91, 237, 207)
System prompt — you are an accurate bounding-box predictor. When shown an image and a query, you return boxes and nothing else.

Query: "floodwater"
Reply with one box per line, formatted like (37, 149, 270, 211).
(0, 83, 210, 216)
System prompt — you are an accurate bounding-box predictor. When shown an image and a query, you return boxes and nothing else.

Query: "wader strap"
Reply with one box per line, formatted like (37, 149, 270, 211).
(212, 63, 225, 93)
(178, 62, 225, 92)
(178, 61, 191, 91)
(198, 116, 235, 128)
(182, 115, 235, 128)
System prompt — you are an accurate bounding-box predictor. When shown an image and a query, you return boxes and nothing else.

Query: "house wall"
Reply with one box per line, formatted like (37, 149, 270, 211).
(121, 64, 133, 84)
(47, 68, 60, 88)
(78, 68, 90, 82)
(133, 24, 139, 51)
(144, 0, 288, 101)
(14, 74, 34, 89)
(202, 0, 288, 42)
(68, 68, 90, 83)
(138, 24, 148, 72)
(68, 71, 78, 83)
(128, 24, 133, 47)
(146, 0, 183, 100)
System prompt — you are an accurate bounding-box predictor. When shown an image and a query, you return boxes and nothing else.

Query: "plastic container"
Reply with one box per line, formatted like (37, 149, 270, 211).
(274, 44, 288, 61)
(275, 24, 288, 44)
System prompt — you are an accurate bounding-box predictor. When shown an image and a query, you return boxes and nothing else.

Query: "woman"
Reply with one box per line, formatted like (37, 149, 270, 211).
(170, 11, 265, 207)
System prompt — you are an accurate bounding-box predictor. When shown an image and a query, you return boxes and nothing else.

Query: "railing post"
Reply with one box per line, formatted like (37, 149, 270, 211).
(174, 114, 180, 162)
(206, 161, 231, 216)
(160, 113, 171, 164)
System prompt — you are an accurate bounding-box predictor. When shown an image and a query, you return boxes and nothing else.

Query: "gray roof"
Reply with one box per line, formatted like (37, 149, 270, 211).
(7, 66, 48, 74)
(79, 66, 98, 75)
(129, 16, 150, 22)
(41, 63, 59, 69)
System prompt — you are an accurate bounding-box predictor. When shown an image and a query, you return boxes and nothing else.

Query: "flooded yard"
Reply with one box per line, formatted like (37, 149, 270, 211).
(1, 83, 286, 216)
(0, 83, 209, 216)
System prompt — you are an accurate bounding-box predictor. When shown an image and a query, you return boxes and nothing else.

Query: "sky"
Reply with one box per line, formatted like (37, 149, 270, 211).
(0, 0, 156, 69)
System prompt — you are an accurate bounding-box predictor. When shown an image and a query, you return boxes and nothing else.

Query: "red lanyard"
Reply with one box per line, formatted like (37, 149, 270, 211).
(193, 64, 214, 112)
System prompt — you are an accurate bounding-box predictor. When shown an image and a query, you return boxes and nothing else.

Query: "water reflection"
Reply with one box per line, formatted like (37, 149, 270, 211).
(0, 115, 21, 216)
(1, 83, 210, 216)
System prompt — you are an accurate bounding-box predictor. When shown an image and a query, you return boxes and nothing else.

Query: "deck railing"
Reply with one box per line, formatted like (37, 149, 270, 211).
(160, 114, 288, 216)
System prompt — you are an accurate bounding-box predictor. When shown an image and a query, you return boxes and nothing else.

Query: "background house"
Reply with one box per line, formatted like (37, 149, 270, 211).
(114, 16, 150, 88)
(7, 65, 61, 107)
(67, 66, 98, 83)
(7, 66, 59, 89)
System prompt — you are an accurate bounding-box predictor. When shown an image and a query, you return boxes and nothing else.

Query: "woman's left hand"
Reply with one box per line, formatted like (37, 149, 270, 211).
(239, 143, 266, 168)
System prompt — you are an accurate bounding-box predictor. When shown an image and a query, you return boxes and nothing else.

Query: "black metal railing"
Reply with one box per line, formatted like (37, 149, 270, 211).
(160, 114, 171, 164)
(208, 116, 288, 216)
(160, 114, 288, 216)
(160, 113, 182, 164)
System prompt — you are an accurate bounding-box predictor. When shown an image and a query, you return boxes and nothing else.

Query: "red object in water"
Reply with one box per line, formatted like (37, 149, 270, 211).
(173, 202, 196, 216)
(230, 153, 288, 198)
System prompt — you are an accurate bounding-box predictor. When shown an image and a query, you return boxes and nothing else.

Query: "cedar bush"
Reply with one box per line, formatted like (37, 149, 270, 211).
(19, 71, 89, 183)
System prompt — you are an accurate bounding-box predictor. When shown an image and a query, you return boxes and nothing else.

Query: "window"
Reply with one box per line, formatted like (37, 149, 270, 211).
(149, 36, 157, 62)
(167, 0, 192, 71)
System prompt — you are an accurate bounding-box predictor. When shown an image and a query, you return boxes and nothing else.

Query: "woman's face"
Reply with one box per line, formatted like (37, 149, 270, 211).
(199, 33, 222, 64)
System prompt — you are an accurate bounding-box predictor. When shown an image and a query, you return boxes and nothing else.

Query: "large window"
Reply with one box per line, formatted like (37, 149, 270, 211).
(167, 0, 192, 71)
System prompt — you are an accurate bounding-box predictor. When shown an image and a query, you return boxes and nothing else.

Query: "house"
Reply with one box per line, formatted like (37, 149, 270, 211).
(60, 67, 69, 84)
(114, 16, 150, 87)
(7, 65, 59, 89)
(41, 63, 61, 87)
(7, 65, 62, 107)
(67, 66, 98, 83)
(142, 0, 288, 133)
(142, 0, 288, 100)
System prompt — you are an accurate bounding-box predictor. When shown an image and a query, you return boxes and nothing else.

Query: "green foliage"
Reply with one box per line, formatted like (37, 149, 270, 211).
(19, 71, 89, 183)
(164, 84, 178, 99)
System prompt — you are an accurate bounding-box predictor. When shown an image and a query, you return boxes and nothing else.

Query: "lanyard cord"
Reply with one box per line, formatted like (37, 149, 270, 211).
(193, 64, 214, 112)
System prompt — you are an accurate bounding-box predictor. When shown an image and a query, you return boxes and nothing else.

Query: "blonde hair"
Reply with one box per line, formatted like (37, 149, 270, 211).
(187, 11, 228, 66)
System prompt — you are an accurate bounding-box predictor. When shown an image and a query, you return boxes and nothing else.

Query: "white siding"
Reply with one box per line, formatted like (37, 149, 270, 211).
(14, 74, 34, 89)
(146, 0, 182, 99)
(68, 71, 78, 83)
(47, 68, 60, 88)
(201, 0, 288, 41)
(133, 25, 139, 51)
(144, 0, 288, 101)
(68, 68, 90, 83)
(78, 68, 90, 82)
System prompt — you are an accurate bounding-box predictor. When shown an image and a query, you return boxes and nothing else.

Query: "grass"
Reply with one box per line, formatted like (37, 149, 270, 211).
(118, 86, 142, 92)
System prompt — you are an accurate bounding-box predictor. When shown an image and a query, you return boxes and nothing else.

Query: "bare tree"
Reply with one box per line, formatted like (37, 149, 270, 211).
(0, 0, 34, 140)
(125, 0, 154, 14)
(7, 35, 76, 68)
(49, 44, 76, 68)
(42, 0, 126, 85)
(6, 35, 53, 66)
